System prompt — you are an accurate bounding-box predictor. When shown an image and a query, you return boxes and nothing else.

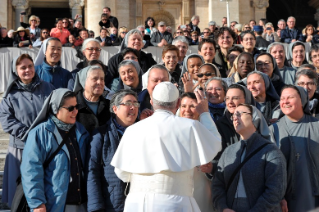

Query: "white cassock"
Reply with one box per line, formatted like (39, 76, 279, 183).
(111, 110, 221, 212)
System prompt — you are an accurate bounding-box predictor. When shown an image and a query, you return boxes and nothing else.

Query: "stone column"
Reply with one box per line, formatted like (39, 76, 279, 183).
(0, 0, 8, 28)
(69, 0, 84, 22)
(252, 0, 269, 22)
(315, 8, 319, 27)
(208, 0, 213, 22)
(86, 0, 103, 35)
(12, 0, 29, 29)
(182, 0, 190, 24)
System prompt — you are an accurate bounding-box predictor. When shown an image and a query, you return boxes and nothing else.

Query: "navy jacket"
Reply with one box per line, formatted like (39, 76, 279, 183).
(280, 27, 303, 43)
(35, 60, 72, 89)
(87, 118, 126, 212)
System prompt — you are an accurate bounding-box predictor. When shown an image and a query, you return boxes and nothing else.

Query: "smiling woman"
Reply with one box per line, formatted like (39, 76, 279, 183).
(117, 60, 143, 93)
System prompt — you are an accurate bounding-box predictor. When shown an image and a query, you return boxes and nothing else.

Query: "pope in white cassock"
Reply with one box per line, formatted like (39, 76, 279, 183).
(111, 82, 222, 212)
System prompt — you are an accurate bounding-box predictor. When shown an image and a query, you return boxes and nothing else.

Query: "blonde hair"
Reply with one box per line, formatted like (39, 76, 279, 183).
(119, 26, 128, 33)
(29, 15, 37, 25)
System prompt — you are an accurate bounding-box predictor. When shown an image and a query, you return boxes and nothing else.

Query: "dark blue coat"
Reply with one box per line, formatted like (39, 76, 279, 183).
(280, 27, 303, 43)
(87, 118, 126, 212)
(35, 60, 72, 89)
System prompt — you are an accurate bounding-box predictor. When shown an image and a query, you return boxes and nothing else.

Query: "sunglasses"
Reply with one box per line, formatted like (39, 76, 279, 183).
(62, 22, 68, 24)
(42, 31, 48, 34)
(61, 104, 80, 112)
(102, 19, 107, 21)
(197, 73, 214, 78)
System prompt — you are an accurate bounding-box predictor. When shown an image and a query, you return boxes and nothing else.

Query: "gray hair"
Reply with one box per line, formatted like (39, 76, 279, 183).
(109, 89, 138, 113)
(287, 16, 296, 22)
(295, 69, 318, 85)
(191, 15, 200, 21)
(148, 64, 170, 80)
(277, 19, 285, 25)
(118, 60, 137, 71)
(204, 77, 228, 95)
(75, 20, 82, 25)
(125, 29, 143, 47)
(234, 24, 242, 32)
(172, 36, 189, 48)
(136, 25, 145, 30)
(297, 64, 316, 73)
(267, 42, 286, 54)
(152, 98, 178, 110)
(87, 65, 104, 79)
(265, 22, 273, 27)
(81, 38, 101, 52)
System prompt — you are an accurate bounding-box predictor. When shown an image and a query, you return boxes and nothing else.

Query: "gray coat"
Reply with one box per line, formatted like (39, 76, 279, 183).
(212, 132, 287, 212)
(0, 79, 55, 149)
(150, 31, 173, 46)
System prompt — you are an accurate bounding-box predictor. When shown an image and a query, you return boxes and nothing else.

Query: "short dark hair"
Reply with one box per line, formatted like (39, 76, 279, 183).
(162, 44, 180, 58)
(121, 47, 140, 59)
(59, 91, 76, 108)
(228, 84, 246, 98)
(214, 27, 236, 45)
(88, 60, 106, 70)
(55, 18, 63, 24)
(310, 45, 319, 62)
(16, 54, 34, 66)
(237, 103, 253, 114)
(240, 30, 256, 40)
(291, 42, 305, 52)
(181, 92, 197, 101)
(198, 38, 216, 52)
(103, 7, 111, 12)
(280, 85, 301, 98)
(226, 46, 243, 60)
(46, 37, 61, 49)
(145, 17, 155, 28)
(101, 14, 107, 19)
(249, 20, 256, 24)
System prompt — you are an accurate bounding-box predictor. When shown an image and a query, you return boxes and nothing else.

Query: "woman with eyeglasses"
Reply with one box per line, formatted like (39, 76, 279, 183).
(117, 26, 128, 45)
(255, 53, 285, 95)
(212, 103, 286, 212)
(287, 41, 308, 70)
(241, 24, 251, 32)
(214, 27, 237, 77)
(161, 44, 182, 84)
(33, 28, 50, 47)
(0, 54, 54, 207)
(87, 90, 139, 212)
(50, 18, 71, 45)
(240, 30, 260, 58)
(25, 15, 41, 43)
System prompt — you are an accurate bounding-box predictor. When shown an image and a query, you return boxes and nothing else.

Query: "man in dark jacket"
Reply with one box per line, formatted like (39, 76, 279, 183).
(280, 16, 303, 44)
(137, 25, 151, 48)
(150, 21, 173, 47)
(95, 28, 112, 46)
(99, 7, 119, 29)
(254, 25, 269, 53)
(189, 15, 201, 35)
(0, 28, 13, 47)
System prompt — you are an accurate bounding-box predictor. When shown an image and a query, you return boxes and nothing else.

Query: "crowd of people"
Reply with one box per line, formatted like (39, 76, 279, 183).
(1, 6, 319, 212)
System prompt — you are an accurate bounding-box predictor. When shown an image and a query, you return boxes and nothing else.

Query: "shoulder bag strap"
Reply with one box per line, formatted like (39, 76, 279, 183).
(226, 142, 270, 192)
(43, 134, 68, 169)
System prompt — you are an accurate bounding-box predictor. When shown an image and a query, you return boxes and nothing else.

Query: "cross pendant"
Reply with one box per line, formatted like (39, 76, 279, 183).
(295, 153, 300, 161)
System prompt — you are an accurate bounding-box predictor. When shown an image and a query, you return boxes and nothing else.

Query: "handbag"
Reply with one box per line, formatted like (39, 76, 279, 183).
(226, 142, 270, 192)
(11, 135, 68, 212)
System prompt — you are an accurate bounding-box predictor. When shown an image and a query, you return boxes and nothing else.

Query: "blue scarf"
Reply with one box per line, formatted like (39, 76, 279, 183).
(50, 114, 75, 132)
(208, 101, 226, 109)
(112, 117, 127, 135)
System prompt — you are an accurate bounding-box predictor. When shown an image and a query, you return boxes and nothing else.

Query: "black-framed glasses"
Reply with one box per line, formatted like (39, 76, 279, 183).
(230, 111, 252, 120)
(176, 31, 182, 34)
(297, 82, 316, 87)
(42, 31, 48, 34)
(256, 61, 272, 67)
(102, 19, 107, 21)
(31, 20, 37, 22)
(121, 32, 127, 34)
(61, 104, 80, 112)
(62, 21, 68, 24)
(86, 47, 101, 52)
(119, 102, 140, 108)
(197, 73, 214, 78)
(203, 31, 210, 34)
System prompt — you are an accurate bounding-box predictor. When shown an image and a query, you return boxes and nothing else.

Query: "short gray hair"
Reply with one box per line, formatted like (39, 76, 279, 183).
(86, 65, 104, 79)
(297, 64, 316, 73)
(234, 24, 242, 32)
(287, 16, 296, 22)
(148, 64, 170, 80)
(204, 77, 228, 95)
(152, 98, 178, 110)
(125, 29, 143, 47)
(191, 15, 200, 21)
(109, 89, 138, 113)
(277, 19, 285, 25)
(118, 60, 137, 71)
(172, 36, 189, 48)
(267, 42, 286, 55)
(81, 38, 101, 52)
(136, 25, 145, 30)
(295, 69, 318, 85)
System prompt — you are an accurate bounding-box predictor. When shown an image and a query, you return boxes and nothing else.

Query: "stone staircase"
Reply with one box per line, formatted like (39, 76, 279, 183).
(0, 93, 10, 211)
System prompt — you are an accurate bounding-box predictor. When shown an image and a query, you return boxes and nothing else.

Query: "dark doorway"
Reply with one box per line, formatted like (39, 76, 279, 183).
(266, 0, 316, 30)
(29, 8, 71, 31)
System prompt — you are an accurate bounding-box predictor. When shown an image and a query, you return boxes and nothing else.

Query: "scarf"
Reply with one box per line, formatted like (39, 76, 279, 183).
(112, 117, 127, 135)
(50, 113, 75, 132)
(208, 101, 226, 109)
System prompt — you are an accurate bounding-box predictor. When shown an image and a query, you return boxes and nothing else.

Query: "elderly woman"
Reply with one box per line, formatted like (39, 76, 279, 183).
(205, 77, 228, 122)
(32, 28, 50, 47)
(240, 30, 260, 58)
(73, 65, 111, 134)
(26, 15, 41, 43)
(213, 104, 287, 212)
(21, 89, 91, 212)
(179, 53, 205, 93)
(302, 24, 318, 44)
(12, 26, 32, 48)
(295, 69, 319, 118)
(178, 91, 221, 212)
(0, 54, 54, 207)
(262, 22, 280, 43)
(246, 71, 281, 124)
(117, 60, 143, 93)
(108, 29, 157, 83)
(255, 53, 285, 95)
(226, 52, 255, 86)
(267, 42, 296, 84)
(214, 27, 236, 74)
(162, 44, 182, 84)
(270, 85, 319, 212)
(310, 45, 319, 72)
(87, 90, 139, 212)
(34, 37, 72, 88)
(214, 84, 256, 175)
(50, 18, 71, 45)
(287, 41, 308, 69)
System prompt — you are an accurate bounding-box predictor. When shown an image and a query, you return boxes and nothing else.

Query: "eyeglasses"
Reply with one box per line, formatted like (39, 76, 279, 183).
(86, 48, 101, 52)
(203, 31, 210, 34)
(31, 20, 37, 22)
(297, 82, 316, 87)
(42, 31, 48, 34)
(176, 32, 182, 34)
(159, 25, 165, 27)
(244, 27, 251, 29)
(256, 61, 272, 67)
(62, 21, 68, 24)
(121, 32, 127, 34)
(102, 19, 107, 21)
(206, 87, 223, 92)
(230, 111, 252, 120)
(61, 104, 80, 112)
(197, 73, 215, 78)
(124, 56, 138, 60)
(119, 102, 140, 108)
(219, 36, 232, 40)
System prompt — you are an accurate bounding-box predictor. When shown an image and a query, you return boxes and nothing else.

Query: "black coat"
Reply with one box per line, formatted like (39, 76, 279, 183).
(189, 21, 201, 35)
(107, 50, 157, 80)
(76, 91, 111, 135)
(150, 31, 173, 46)
(13, 34, 31, 47)
(255, 36, 270, 53)
(95, 36, 112, 46)
(0, 36, 13, 47)
(98, 16, 119, 29)
(213, 49, 228, 78)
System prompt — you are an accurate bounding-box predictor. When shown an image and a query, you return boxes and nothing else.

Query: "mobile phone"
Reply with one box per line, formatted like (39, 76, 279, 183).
(266, 27, 271, 30)
(20, 12, 26, 15)
(78, 15, 82, 18)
